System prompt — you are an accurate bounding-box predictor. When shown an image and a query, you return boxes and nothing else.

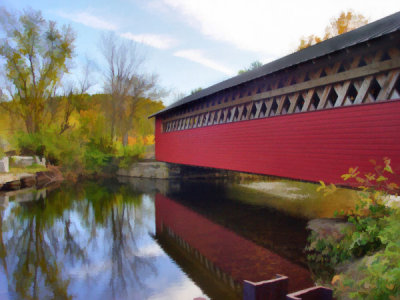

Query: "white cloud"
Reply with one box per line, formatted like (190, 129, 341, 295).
(59, 11, 118, 31)
(135, 243, 165, 257)
(148, 276, 208, 300)
(120, 32, 177, 49)
(174, 49, 235, 75)
(69, 260, 112, 278)
(155, 0, 400, 55)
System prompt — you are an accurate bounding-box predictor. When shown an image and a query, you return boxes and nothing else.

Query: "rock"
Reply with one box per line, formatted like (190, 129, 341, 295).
(307, 218, 354, 241)
(117, 162, 172, 179)
(9, 155, 45, 168)
(36, 168, 63, 188)
(20, 175, 36, 188)
(0, 174, 19, 186)
(2, 179, 21, 190)
(0, 157, 9, 173)
(34, 156, 46, 166)
(10, 156, 36, 168)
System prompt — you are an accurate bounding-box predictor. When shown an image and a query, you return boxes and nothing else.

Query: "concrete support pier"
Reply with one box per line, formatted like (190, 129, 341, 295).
(117, 161, 230, 179)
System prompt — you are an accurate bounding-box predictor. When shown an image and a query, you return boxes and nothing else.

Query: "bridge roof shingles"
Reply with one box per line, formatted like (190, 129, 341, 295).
(151, 11, 400, 118)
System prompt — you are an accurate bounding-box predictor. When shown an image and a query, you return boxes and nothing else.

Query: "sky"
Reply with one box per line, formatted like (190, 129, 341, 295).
(1, 0, 400, 105)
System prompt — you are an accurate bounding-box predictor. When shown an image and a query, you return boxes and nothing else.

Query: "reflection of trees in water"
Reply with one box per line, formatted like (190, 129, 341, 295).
(0, 181, 156, 300)
(108, 202, 156, 298)
(6, 196, 73, 300)
(0, 206, 8, 290)
(64, 219, 87, 265)
(85, 183, 157, 298)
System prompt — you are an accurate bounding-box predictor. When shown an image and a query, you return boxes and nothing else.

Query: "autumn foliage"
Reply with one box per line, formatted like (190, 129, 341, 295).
(310, 159, 400, 299)
(297, 10, 368, 51)
(0, 8, 165, 175)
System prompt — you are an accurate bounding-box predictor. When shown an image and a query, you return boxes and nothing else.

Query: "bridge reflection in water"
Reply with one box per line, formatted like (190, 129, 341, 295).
(154, 182, 314, 299)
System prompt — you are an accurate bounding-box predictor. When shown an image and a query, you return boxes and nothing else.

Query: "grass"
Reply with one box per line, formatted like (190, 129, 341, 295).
(9, 164, 47, 174)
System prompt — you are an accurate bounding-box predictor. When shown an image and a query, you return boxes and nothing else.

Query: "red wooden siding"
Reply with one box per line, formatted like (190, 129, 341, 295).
(155, 100, 400, 185)
(155, 194, 313, 291)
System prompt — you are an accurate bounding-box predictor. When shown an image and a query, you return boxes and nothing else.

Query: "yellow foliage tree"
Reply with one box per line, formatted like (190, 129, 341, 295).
(297, 10, 368, 51)
(0, 8, 75, 134)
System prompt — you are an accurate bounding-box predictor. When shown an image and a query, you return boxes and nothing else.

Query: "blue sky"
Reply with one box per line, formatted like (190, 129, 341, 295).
(2, 0, 400, 105)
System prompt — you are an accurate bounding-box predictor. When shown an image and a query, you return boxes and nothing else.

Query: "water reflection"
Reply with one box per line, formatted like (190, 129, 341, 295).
(0, 181, 170, 300)
(155, 180, 314, 299)
(0, 178, 317, 299)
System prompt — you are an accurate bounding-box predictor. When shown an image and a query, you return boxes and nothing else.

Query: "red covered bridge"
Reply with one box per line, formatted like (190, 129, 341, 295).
(151, 12, 400, 185)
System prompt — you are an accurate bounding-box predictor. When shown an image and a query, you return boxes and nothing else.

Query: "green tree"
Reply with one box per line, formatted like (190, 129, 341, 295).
(131, 97, 164, 137)
(0, 8, 75, 133)
(297, 10, 368, 51)
(190, 87, 202, 95)
(238, 60, 263, 74)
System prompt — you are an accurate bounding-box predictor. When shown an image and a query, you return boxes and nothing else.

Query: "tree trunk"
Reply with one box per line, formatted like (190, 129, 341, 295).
(122, 132, 128, 146)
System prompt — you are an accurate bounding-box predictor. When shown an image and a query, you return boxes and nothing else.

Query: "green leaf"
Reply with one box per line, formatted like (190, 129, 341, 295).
(377, 176, 388, 182)
(384, 165, 394, 174)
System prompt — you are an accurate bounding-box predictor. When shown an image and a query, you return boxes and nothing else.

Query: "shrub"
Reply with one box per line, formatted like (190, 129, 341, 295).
(83, 139, 114, 173)
(116, 141, 146, 169)
(14, 129, 84, 173)
(344, 209, 400, 299)
(13, 129, 148, 175)
(308, 158, 400, 299)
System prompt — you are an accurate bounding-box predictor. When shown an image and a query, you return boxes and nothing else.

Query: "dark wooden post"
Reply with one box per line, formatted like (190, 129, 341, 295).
(286, 286, 333, 300)
(243, 274, 288, 300)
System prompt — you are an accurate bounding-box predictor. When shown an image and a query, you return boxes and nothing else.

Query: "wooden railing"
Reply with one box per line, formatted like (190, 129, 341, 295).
(162, 35, 400, 133)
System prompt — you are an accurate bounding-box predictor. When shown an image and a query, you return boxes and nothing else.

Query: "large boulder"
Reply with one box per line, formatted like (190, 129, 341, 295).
(10, 156, 46, 168)
(34, 156, 46, 166)
(307, 218, 354, 241)
(0, 157, 9, 173)
(10, 156, 35, 168)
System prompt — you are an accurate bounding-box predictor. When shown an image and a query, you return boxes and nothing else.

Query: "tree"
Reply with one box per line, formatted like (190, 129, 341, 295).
(0, 8, 75, 133)
(190, 87, 202, 95)
(238, 60, 263, 74)
(297, 10, 368, 51)
(100, 33, 165, 145)
(131, 97, 164, 138)
(58, 60, 94, 135)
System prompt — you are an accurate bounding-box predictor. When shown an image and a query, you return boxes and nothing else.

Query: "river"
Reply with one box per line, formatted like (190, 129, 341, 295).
(0, 177, 356, 299)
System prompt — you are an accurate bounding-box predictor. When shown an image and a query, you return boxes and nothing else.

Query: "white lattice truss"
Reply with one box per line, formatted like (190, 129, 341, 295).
(163, 38, 400, 133)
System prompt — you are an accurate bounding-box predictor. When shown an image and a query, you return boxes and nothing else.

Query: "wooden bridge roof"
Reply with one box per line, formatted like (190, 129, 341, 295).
(151, 11, 400, 118)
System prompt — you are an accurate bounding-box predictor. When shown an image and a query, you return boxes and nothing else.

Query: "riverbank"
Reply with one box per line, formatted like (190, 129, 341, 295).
(306, 195, 400, 298)
(0, 167, 63, 191)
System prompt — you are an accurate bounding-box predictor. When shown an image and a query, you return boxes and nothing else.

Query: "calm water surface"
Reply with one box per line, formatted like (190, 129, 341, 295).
(0, 178, 318, 299)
